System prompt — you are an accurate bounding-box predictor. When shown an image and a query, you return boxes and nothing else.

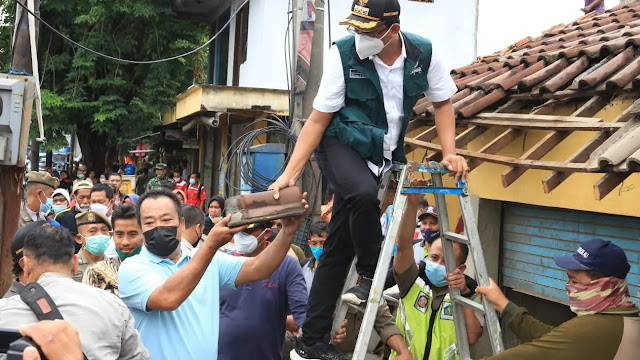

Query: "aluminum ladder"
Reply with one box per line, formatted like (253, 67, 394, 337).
(331, 162, 504, 360)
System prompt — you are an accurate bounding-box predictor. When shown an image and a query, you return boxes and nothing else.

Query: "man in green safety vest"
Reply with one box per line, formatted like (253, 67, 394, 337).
(391, 179, 483, 360)
(272, 1, 468, 358)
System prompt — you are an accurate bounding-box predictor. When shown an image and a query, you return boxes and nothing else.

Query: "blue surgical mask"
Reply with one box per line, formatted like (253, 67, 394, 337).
(84, 235, 111, 256)
(52, 205, 67, 214)
(39, 193, 53, 214)
(189, 178, 196, 185)
(424, 260, 448, 287)
(310, 246, 323, 261)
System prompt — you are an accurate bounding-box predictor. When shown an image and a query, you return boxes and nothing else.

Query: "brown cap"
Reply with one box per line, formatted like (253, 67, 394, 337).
(75, 210, 112, 230)
(25, 171, 59, 189)
(72, 179, 93, 194)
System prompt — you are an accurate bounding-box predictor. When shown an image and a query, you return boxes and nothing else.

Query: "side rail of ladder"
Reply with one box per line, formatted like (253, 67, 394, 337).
(330, 165, 403, 350)
(350, 164, 412, 360)
(410, 162, 505, 357)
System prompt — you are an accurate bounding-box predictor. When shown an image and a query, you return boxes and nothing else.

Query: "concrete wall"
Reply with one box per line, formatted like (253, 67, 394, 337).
(230, 0, 479, 90)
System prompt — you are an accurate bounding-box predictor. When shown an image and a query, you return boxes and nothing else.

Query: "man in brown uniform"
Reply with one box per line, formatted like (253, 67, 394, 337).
(20, 171, 59, 228)
(72, 210, 112, 282)
(478, 238, 640, 360)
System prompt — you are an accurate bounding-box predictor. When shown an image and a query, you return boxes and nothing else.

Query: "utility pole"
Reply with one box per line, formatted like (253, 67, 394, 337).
(290, 0, 324, 244)
(0, 0, 39, 295)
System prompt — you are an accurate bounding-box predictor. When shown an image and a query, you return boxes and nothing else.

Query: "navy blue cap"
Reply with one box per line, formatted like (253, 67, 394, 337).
(553, 238, 630, 279)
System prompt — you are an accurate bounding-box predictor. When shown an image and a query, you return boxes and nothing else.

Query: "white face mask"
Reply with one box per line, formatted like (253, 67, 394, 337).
(174, 177, 181, 182)
(354, 27, 393, 60)
(234, 229, 267, 255)
(76, 203, 90, 213)
(90, 203, 110, 215)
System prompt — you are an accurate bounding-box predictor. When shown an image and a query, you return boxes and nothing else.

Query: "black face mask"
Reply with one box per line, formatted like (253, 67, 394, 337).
(144, 226, 180, 257)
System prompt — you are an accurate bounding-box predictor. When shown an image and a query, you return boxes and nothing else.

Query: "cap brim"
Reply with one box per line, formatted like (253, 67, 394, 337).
(553, 255, 592, 271)
(339, 13, 383, 33)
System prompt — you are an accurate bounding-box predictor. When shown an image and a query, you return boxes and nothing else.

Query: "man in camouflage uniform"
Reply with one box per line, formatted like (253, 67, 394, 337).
(145, 163, 174, 192)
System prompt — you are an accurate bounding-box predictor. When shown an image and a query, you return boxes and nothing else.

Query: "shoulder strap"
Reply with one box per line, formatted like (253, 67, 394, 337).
(20, 282, 90, 360)
(197, 184, 203, 199)
(20, 282, 64, 321)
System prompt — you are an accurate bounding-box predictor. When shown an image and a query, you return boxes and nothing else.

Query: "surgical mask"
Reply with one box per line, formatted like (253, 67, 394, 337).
(52, 205, 68, 214)
(424, 260, 448, 287)
(39, 194, 53, 214)
(116, 244, 142, 260)
(144, 226, 180, 257)
(189, 178, 196, 185)
(174, 177, 181, 182)
(234, 229, 267, 255)
(77, 174, 85, 179)
(354, 27, 393, 60)
(310, 246, 323, 261)
(76, 203, 90, 213)
(90, 203, 110, 215)
(84, 235, 110, 256)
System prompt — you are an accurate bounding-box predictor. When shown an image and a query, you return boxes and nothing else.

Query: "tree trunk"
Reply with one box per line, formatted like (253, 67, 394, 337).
(76, 122, 113, 175)
(45, 150, 52, 168)
(30, 140, 39, 171)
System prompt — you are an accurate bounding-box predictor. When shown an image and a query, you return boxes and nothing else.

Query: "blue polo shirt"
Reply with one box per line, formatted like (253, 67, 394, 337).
(118, 243, 245, 360)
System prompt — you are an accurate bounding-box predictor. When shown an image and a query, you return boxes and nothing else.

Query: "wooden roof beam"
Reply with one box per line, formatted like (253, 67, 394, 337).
(404, 138, 592, 172)
(501, 96, 608, 188)
(543, 97, 640, 193)
(594, 172, 632, 200)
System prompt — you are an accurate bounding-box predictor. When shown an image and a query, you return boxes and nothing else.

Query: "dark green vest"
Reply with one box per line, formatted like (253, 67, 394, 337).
(324, 32, 433, 166)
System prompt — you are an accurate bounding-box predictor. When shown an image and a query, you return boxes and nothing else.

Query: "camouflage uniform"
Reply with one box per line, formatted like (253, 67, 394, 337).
(83, 257, 121, 295)
(145, 176, 174, 192)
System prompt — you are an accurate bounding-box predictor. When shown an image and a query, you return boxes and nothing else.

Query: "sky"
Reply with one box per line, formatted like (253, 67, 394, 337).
(477, 0, 588, 55)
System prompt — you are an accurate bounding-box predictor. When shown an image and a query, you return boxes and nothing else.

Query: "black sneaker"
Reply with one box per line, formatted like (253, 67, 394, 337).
(290, 339, 350, 360)
(340, 277, 372, 306)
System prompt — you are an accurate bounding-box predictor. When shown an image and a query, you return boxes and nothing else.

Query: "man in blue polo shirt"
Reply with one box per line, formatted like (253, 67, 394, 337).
(118, 189, 308, 360)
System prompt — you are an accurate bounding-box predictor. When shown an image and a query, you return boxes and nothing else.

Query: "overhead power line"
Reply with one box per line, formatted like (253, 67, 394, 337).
(13, 0, 250, 65)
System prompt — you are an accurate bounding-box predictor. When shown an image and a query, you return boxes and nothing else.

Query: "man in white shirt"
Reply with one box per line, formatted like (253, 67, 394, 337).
(272, 1, 468, 359)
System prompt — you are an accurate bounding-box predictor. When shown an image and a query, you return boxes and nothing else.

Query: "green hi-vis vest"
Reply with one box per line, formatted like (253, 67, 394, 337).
(324, 32, 433, 166)
(391, 276, 459, 360)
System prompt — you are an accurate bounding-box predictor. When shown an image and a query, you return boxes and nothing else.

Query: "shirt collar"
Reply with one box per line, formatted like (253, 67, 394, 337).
(25, 205, 40, 222)
(38, 272, 73, 282)
(142, 243, 192, 265)
(371, 32, 407, 66)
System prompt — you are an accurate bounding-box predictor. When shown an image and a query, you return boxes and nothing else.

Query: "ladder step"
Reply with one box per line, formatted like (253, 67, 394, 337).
(443, 231, 469, 245)
(401, 186, 465, 195)
(452, 295, 485, 313)
(413, 162, 451, 174)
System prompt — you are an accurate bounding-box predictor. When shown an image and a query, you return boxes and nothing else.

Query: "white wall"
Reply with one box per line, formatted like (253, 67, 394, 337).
(326, 0, 479, 70)
(477, 0, 586, 55)
(237, 0, 291, 89)
(235, 0, 479, 90)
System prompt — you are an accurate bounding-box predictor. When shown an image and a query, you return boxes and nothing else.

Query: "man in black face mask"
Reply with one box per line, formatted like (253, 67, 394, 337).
(117, 189, 309, 360)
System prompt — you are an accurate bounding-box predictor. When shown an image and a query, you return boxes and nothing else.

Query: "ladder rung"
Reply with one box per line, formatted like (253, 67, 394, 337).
(443, 231, 469, 245)
(413, 162, 451, 174)
(401, 186, 465, 195)
(452, 295, 485, 313)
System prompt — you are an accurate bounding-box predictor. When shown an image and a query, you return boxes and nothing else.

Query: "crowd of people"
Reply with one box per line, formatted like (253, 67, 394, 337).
(3, 167, 638, 360)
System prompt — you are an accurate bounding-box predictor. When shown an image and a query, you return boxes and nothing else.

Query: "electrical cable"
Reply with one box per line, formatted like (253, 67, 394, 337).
(219, 115, 320, 247)
(13, 0, 250, 65)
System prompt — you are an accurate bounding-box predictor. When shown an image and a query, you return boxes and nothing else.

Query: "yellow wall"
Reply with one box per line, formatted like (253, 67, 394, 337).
(410, 99, 640, 220)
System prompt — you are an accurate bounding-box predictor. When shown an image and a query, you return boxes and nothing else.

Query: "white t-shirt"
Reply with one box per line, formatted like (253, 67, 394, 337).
(313, 33, 457, 175)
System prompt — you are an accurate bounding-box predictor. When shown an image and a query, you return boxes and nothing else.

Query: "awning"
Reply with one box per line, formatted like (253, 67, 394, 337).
(162, 85, 289, 126)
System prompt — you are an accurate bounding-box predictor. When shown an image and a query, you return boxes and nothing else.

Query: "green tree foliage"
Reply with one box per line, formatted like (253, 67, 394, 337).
(0, 0, 209, 173)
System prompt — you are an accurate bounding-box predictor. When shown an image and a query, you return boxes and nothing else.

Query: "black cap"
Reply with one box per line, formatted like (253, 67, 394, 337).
(12, 221, 49, 265)
(340, 0, 400, 33)
(553, 238, 630, 279)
